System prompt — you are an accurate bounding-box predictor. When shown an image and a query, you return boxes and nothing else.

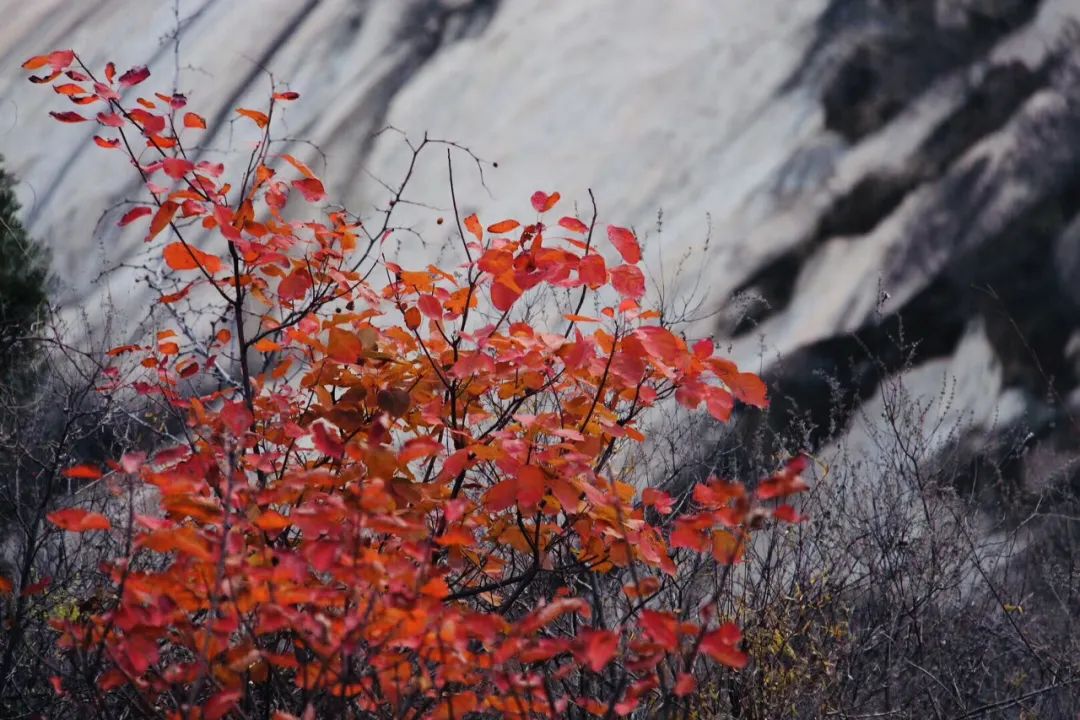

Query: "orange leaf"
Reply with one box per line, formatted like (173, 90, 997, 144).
(53, 83, 84, 96)
(486, 219, 520, 234)
(711, 530, 745, 564)
(93, 136, 120, 149)
(327, 328, 362, 364)
(148, 201, 179, 241)
(23, 50, 74, 71)
(163, 242, 222, 274)
(463, 213, 483, 242)
(280, 153, 315, 179)
(236, 108, 269, 128)
(183, 112, 207, 129)
(478, 248, 514, 276)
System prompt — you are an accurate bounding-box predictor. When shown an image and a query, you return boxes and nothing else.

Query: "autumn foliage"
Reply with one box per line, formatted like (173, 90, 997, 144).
(13, 50, 807, 718)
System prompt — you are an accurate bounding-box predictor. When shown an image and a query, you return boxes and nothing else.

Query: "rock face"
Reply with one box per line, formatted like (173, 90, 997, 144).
(2, 0, 1080, 495)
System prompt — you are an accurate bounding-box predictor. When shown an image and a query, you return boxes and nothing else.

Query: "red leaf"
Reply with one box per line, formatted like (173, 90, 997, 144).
(128, 108, 165, 135)
(118, 206, 152, 226)
(204, 689, 242, 720)
(96, 111, 124, 127)
(22, 576, 51, 597)
(162, 242, 222, 274)
(311, 422, 344, 459)
(118, 65, 150, 88)
(610, 264, 645, 299)
(700, 624, 748, 669)
(399, 436, 443, 464)
(47, 508, 111, 532)
(578, 253, 606, 288)
(484, 479, 518, 512)
(220, 401, 253, 435)
(772, 504, 803, 523)
(675, 673, 697, 696)
(577, 629, 619, 673)
(642, 488, 674, 514)
(273, 91, 300, 101)
(530, 190, 560, 213)
(607, 225, 642, 264)
(517, 465, 546, 509)
(705, 388, 734, 422)
(63, 464, 102, 480)
(418, 294, 442, 320)
(292, 177, 326, 202)
(669, 518, 709, 551)
(49, 111, 87, 123)
(162, 157, 194, 180)
(491, 276, 522, 312)
(183, 112, 207, 129)
(634, 326, 684, 365)
(278, 268, 312, 301)
(639, 610, 679, 651)
(559, 216, 589, 234)
(93, 136, 120, 149)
